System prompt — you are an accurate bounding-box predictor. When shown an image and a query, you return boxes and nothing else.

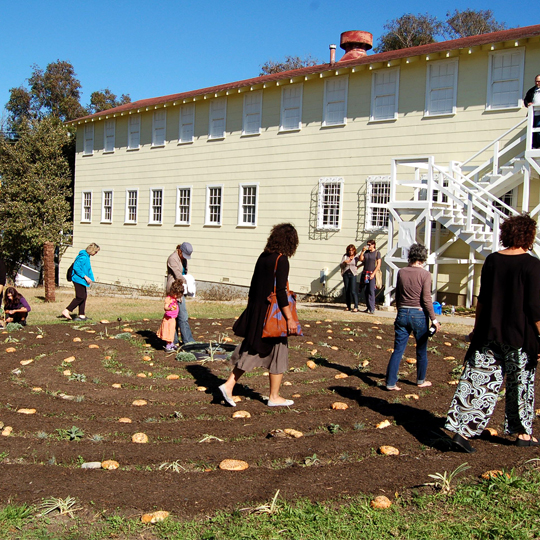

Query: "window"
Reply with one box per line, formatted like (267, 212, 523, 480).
(280, 84, 303, 131)
(366, 176, 390, 229)
(81, 191, 92, 222)
(83, 124, 94, 155)
(242, 91, 262, 135)
(323, 76, 348, 126)
(238, 184, 258, 226)
(149, 188, 163, 224)
(209, 98, 227, 139)
(370, 68, 399, 121)
(425, 59, 458, 117)
(493, 189, 516, 216)
(317, 177, 343, 230)
(152, 110, 166, 147)
(205, 186, 223, 225)
(179, 104, 195, 144)
(104, 119, 115, 153)
(128, 114, 141, 149)
(176, 186, 192, 225)
(487, 48, 524, 110)
(101, 190, 113, 223)
(125, 189, 138, 223)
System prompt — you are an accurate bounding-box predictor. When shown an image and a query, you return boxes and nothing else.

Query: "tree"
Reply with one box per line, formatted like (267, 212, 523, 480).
(375, 13, 443, 53)
(260, 55, 320, 75)
(445, 9, 507, 39)
(88, 88, 131, 114)
(0, 118, 72, 301)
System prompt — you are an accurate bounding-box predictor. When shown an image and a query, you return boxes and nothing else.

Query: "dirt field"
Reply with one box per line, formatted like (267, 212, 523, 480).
(1, 315, 538, 519)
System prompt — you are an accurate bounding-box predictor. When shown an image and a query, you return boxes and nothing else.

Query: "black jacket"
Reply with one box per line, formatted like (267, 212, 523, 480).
(524, 85, 539, 107)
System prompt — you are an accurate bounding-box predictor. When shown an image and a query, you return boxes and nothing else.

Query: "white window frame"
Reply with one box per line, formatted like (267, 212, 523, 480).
(175, 186, 192, 225)
(152, 110, 166, 147)
(237, 184, 259, 227)
(424, 59, 458, 117)
(178, 104, 195, 144)
(149, 188, 164, 225)
(242, 91, 263, 136)
(128, 114, 141, 150)
(317, 177, 343, 231)
(83, 123, 94, 156)
(493, 188, 517, 216)
(81, 191, 92, 223)
(280, 83, 303, 132)
(370, 68, 400, 122)
(125, 189, 139, 224)
(101, 190, 113, 223)
(209, 97, 227, 140)
(205, 185, 223, 226)
(103, 119, 115, 153)
(366, 176, 391, 230)
(486, 48, 525, 111)
(323, 75, 348, 127)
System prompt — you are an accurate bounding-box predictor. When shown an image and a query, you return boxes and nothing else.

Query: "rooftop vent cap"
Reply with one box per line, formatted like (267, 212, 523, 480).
(339, 31, 373, 61)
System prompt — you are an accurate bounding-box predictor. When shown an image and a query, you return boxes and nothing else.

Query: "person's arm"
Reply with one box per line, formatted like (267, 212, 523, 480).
(370, 252, 382, 280)
(275, 256, 296, 334)
(359, 247, 367, 262)
(168, 253, 184, 280)
(421, 273, 440, 331)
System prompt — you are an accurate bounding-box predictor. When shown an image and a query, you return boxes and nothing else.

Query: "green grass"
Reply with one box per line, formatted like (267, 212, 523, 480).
(1, 466, 540, 539)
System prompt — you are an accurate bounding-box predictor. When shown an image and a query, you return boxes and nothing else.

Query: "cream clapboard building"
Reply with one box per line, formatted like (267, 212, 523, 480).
(65, 25, 540, 306)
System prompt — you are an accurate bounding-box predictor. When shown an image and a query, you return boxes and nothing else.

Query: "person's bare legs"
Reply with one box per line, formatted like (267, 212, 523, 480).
(269, 373, 289, 403)
(61, 308, 72, 320)
(222, 366, 244, 397)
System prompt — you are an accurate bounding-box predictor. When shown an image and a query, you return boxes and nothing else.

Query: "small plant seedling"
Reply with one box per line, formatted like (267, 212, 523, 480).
(302, 454, 320, 467)
(159, 460, 186, 473)
(199, 434, 224, 443)
(328, 423, 342, 434)
(425, 462, 471, 493)
(241, 489, 281, 515)
(38, 496, 80, 517)
(56, 426, 85, 441)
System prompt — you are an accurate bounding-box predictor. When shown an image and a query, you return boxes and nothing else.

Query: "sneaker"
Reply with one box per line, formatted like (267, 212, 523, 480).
(165, 343, 176, 351)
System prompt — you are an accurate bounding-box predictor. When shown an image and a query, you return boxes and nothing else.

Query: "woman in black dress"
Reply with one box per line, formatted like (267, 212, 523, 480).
(446, 213, 540, 452)
(219, 223, 299, 407)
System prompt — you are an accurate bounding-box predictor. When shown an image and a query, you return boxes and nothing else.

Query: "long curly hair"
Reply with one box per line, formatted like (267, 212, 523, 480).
(264, 223, 299, 257)
(4, 287, 23, 310)
(500, 213, 537, 250)
(168, 279, 185, 299)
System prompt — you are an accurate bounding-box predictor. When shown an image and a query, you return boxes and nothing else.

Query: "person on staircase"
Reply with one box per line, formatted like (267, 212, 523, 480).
(524, 74, 540, 149)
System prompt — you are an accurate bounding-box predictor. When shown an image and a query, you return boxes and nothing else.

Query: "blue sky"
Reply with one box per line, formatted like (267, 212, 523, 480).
(0, 0, 535, 120)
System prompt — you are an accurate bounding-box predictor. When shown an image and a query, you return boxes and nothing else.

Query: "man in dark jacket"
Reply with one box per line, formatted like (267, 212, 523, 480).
(524, 75, 540, 149)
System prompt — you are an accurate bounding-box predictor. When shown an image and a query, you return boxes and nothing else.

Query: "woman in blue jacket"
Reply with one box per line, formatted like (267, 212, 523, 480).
(62, 243, 100, 321)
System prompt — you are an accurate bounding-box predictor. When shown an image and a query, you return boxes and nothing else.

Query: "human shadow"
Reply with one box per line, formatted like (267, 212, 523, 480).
(330, 385, 452, 451)
(185, 364, 264, 405)
(314, 356, 381, 387)
(136, 330, 164, 350)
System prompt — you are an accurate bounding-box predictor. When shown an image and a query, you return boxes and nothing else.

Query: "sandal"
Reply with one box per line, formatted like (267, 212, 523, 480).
(516, 437, 540, 447)
(452, 433, 477, 453)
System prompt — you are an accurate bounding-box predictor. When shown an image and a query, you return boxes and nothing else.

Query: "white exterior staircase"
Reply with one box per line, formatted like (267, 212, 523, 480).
(384, 105, 540, 308)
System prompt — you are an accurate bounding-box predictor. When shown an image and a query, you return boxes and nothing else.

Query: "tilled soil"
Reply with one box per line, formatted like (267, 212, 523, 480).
(0, 316, 538, 518)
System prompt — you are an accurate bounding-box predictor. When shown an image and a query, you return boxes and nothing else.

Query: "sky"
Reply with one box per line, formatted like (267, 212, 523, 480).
(0, 0, 535, 121)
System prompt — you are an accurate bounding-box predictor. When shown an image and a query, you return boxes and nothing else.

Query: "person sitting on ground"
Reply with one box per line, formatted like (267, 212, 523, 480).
(4, 287, 31, 326)
(157, 279, 184, 351)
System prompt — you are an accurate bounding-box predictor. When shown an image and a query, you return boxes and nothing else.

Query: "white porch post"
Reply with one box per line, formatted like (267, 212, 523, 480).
(466, 246, 475, 308)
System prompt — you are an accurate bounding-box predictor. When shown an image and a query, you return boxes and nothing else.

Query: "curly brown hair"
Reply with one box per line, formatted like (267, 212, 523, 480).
(500, 214, 537, 250)
(346, 244, 357, 256)
(264, 223, 299, 257)
(168, 279, 185, 299)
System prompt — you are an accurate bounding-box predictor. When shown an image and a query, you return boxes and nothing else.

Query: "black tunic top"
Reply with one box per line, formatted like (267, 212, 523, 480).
(468, 252, 540, 365)
(233, 251, 289, 356)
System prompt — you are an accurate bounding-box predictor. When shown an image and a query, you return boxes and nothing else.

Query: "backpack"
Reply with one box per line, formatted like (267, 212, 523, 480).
(66, 263, 74, 282)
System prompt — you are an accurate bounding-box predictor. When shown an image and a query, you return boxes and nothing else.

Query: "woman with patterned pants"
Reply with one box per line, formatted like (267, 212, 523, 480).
(445, 214, 540, 453)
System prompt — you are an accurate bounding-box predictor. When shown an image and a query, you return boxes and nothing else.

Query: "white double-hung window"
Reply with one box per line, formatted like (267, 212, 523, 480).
(125, 189, 138, 224)
(323, 76, 348, 126)
(366, 176, 390, 230)
(81, 191, 92, 222)
(128, 114, 141, 149)
(280, 84, 303, 131)
(242, 91, 262, 135)
(425, 59, 458, 117)
(101, 190, 113, 223)
(179, 104, 195, 144)
(176, 186, 192, 225)
(205, 185, 223, 225)
(487, 48, 524, 110)
(149, 188, 163, 224)
(238, 184, 258, 226)
(317, 177, 343, 230)
(83, 124, 94, 155)
(209, 98, 227, 140)
(370, 68, 399, 121)
(104, 119, 115, 153)
(152, 110, 166, 147)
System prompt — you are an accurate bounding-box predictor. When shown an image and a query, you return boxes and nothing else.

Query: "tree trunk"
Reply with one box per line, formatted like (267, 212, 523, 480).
(43, 242, 56, 302)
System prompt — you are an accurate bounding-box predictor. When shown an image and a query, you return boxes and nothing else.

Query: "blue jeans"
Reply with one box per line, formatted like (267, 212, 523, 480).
(173, 297, 194, 345)
(342, 272, 358, 310)
(385, 308, 429, 387)
(362, 273, 376, 312)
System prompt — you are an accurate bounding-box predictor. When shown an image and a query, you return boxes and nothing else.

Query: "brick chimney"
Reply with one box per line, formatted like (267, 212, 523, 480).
(339, 31, 373, 61)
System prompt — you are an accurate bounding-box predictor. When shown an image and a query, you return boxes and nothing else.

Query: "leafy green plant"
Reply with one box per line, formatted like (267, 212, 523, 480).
(302, 454, 320, 467)
(328, 424, 342, 434)
(68, 373, 87, 382)
(56, 426, 85, 441)
(176, 351, 197, 362)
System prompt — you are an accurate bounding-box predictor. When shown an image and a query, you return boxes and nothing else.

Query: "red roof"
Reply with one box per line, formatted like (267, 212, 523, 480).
(69, 24, 540, 124)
